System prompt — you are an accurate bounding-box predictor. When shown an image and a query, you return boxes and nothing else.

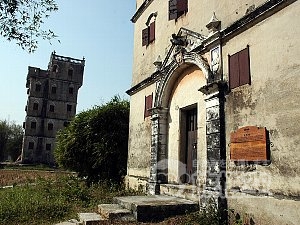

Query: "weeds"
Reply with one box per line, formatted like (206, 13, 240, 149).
(0, 175, 141, 225)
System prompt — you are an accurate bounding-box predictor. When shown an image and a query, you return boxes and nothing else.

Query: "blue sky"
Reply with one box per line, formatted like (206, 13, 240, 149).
(0, 0, 136, 125)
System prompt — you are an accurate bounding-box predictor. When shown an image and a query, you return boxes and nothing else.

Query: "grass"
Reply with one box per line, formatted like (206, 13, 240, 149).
(0, 168, 228, 225)
(0, 171, 140, 225)
(0, 168, 72, 187)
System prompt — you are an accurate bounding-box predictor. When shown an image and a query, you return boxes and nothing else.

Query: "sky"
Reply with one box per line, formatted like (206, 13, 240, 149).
(0, 0, 136, 125)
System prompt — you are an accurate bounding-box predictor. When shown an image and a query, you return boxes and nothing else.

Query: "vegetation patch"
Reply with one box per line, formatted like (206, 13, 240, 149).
(0, 168, 72, 187)
(0, 175, 140, 225)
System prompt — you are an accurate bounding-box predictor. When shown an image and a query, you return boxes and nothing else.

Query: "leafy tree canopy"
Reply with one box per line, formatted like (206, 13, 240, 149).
(0, 120, 24, 162)
(0, 0, 58, 52)
(55, 96, 130, 185)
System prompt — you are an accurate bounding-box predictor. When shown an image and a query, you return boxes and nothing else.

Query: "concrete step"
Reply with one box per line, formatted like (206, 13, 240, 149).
(98, 204, 135, 221)
(160, 184, 199, 201)
(78, 213, 104, 225)
(113, 195, 199, 222)
(54, 219, 80, 225)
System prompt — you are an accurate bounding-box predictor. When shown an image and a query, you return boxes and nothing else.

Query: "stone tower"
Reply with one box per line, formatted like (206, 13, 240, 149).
(21, 52, 85, 165)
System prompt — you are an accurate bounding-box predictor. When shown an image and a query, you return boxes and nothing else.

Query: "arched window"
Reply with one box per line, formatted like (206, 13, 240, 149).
(142, 12, 157, 46)
(49, 104, 55, 112)
(69, 85, 74, 94)
(68, 68, 73, 78)
(35, 82, 41, 92)
(48, 122, 54, 131)
(51, 84, 57, 94)
(52, 64, 59, 73)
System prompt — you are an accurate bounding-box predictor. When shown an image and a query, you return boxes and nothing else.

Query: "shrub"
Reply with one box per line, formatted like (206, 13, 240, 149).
(55, 96, 129, 185)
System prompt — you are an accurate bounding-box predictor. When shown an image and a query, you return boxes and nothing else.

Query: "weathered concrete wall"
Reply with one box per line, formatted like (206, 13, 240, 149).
(223, 1, 300, 224)
(126, 83, 156, 190)
(131, 0, 267, 86)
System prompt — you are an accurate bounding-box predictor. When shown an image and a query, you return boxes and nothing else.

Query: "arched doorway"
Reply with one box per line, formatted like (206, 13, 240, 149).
(147, 52, 212, 195)
(166, 65, 206, 185)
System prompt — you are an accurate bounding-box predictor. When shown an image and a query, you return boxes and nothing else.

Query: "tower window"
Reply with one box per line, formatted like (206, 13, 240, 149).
(35, 84, 41, 92)
(33, 103, 38, 110)
(28, 142, 34, 149)
(49, 105, 55, 112)
(68, 69, 73, 78)
(31, 121, 36, 129)
(52, 64, 58, 73)
(51, 86, 57, 94)
(69, 87, 74, 94)
(46, 143, 51, 151)
(48, 123, 53, 131)
(67, 104, 72, 112)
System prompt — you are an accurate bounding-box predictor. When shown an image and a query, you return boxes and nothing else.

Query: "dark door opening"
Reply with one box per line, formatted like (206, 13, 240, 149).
(180, 107, 197, 184)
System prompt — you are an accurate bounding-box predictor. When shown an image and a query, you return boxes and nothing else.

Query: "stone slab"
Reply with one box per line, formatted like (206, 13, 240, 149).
(98, 204, 133, 220)
(113, 195, 199, 222)
(78, 213, 102, 225)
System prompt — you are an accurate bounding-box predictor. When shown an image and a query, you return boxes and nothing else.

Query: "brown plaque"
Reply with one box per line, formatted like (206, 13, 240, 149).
(230, 126, 267, 161)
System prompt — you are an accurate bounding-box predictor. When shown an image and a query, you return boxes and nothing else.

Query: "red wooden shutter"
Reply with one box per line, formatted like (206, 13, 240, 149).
(169, 0, 178, 20)
(142, 27, 149, 46)
(229, 53, 240, 89)
(149, 21, 155, 43)
(144, 94, 153, 118)
(177, 0, 188, 17)
(239, 47, 250, 86)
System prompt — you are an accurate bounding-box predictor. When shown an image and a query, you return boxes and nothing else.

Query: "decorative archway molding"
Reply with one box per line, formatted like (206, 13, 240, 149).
(154, 51, 212, 109)
(147, 51, 213, 195)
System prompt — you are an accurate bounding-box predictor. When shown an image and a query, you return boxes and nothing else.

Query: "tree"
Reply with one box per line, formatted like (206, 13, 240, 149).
(0, 0, 58, 52)
(0, 120, 24, 162)
(0, 120, 9, 161)
(55, 96, 130, 185)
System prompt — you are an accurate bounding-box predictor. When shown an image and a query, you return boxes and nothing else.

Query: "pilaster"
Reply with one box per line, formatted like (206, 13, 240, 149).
(148, 107, 168, 195)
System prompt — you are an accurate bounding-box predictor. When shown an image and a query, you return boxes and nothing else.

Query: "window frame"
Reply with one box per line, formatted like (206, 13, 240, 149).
(48, 123, 53, 131)
(28, 142, 34, 150)
(49, 105, 55, 112)
(69, 87, 74, 94)
(31, 121, 37, 129)
(228, 46, 251, 89)
(35, 83, 41, 92)
(46, 143, 51, 151)
(67, 104, 72, 112)
(144, 93, 153, 118)
(169, 0, 188, 21)
(142, 21, 155, 46)
(51, 86, 57, 94)
(33, 102, 39, 110)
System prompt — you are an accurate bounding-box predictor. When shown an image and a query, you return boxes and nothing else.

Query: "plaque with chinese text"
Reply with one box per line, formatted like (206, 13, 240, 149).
(230, 126, 267, 161)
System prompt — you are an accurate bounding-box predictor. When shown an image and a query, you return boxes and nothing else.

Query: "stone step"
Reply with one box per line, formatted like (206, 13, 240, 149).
(98, 204, 135, 221)
(160, 184, 199, 201)
(113, 195, 199, 222)
(78, 213, 104, 225)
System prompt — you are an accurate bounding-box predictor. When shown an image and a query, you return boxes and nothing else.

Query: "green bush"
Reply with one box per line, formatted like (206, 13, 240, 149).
(55, 96, 130, 185)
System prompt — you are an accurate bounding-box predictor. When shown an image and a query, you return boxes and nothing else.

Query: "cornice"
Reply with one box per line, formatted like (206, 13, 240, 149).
(131, 0, 155, 23)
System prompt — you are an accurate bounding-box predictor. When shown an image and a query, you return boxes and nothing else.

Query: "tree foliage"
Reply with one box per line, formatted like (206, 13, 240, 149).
(0, 120, 24, 162)
(55, 96, 130, 185)
(0, 0, 58, 52)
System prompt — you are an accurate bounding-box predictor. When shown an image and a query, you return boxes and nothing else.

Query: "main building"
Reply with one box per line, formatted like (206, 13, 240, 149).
(126, 0, 300, 224)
